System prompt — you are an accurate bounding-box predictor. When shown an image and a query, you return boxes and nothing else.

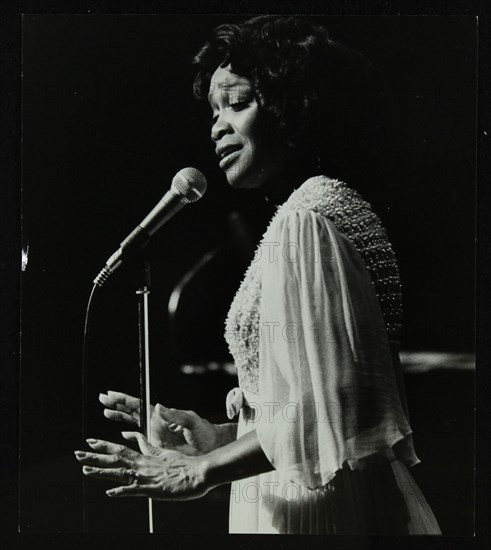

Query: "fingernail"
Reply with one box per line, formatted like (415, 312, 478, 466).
(86, 438, 97, 445)
(74, 451, 86, 457)
(83, 466, 94, 473)
(106, 489, 116, 496)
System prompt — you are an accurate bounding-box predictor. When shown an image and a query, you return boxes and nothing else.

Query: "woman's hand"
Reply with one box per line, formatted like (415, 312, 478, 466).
(99, 391, 236, 455)
(74, 432, 210, 500)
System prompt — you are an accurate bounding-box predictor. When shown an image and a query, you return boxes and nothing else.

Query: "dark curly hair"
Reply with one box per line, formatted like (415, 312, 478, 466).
(192, 15, 389, 183)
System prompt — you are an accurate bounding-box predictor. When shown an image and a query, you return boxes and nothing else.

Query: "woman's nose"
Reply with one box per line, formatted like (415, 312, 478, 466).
(211, 112, 231, 142)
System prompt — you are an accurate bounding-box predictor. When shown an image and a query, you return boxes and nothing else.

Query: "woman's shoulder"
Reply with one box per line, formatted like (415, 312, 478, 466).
(260, 175, 364, 239)
(282, 175, 366, 216)
(280, 174, 384, 236)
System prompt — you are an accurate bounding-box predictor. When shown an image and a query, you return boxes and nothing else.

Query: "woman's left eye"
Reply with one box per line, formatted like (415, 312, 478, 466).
(229, 101, 249, 110)
(209, 101, 250, 127)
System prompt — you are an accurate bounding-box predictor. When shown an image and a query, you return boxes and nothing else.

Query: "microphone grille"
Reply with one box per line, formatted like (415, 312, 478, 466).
(172, 167, 207, 203)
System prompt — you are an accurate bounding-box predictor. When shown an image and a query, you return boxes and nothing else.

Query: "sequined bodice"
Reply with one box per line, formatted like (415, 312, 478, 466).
(224, 176, 402, 395)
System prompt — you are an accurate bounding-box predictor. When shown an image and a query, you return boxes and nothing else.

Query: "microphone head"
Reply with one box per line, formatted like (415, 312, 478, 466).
(171, 167, 207, 203)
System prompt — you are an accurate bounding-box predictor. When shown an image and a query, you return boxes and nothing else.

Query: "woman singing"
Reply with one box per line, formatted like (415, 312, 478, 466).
(75, 15, 441, 534)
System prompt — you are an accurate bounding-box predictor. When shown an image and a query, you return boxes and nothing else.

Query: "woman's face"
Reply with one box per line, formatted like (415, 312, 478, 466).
(208, 64, 289, 190)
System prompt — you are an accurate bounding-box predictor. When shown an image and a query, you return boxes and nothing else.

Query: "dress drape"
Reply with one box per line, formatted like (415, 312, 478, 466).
(224, 176, 441, 534)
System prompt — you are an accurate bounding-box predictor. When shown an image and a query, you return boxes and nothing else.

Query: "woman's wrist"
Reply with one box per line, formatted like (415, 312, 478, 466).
(195, 455, 217, 492)
(214, 422, 238, 448)
(197, 430, 274, 491)
(190, 455, 214, 496)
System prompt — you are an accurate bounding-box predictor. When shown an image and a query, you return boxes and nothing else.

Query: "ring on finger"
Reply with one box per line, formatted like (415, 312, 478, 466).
(125, 468, 138, 485)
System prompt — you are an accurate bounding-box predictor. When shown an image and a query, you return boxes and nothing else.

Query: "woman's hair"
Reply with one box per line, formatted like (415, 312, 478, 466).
(192, 15, 389, 182)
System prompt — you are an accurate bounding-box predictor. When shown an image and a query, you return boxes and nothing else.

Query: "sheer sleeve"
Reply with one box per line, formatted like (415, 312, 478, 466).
(254, 207, 419, 489)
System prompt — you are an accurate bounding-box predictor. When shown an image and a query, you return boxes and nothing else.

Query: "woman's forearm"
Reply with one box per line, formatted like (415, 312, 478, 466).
(215, 422, 238, 447)
(201, 429, 274, 490)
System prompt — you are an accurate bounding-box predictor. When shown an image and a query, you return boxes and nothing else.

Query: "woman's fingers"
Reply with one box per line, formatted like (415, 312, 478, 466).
(108, 390, 139, 405)
(99, 391, 141, 426)
(103, 408, 138, 425)
(86, 438, 139, 459)
(74, 450, 130, 468)
(81, 465, 137, 484)
(168, 424, 183, 433)
(76, 442, 203, 500)
(106, 483, 160, 498)
(99, 391, 139, 412)
(121, 431, 149, 453)
(157, 404, 197, 430)
(121, 431, 163, 457)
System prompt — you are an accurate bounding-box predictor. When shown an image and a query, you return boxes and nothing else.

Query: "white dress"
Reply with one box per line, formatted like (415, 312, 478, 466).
(224, 175, 441, 535)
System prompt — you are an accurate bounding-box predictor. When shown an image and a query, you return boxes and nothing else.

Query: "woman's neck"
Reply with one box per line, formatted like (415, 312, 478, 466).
(261, 157, 316, 206)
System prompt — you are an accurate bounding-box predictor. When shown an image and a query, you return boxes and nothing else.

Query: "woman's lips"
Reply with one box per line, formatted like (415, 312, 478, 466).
(219, 148, 241, 170)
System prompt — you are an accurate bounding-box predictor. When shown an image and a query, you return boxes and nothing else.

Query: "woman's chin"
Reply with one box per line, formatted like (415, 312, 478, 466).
(224, 172, 253, 190)
(224, 170, 268, 191)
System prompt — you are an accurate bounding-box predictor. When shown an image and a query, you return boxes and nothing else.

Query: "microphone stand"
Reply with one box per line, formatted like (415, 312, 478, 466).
(136, 261, 154, 533)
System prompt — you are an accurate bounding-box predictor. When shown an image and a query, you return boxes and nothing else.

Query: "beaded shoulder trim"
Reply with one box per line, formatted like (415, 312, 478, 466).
(282, 175, 402, 349)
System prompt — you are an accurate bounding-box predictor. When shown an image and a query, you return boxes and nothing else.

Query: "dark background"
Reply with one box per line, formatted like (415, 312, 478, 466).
(19, 15, 476, 535)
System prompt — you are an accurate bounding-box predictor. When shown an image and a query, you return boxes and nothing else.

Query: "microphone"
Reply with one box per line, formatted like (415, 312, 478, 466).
(94, 167, 207, 286)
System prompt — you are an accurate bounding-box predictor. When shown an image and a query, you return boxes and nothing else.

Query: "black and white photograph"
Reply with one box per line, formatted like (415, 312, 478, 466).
(3, 7, 483, 543)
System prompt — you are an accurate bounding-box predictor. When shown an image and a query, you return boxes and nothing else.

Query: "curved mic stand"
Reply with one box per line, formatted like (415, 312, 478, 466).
(136, 261, 153, 534)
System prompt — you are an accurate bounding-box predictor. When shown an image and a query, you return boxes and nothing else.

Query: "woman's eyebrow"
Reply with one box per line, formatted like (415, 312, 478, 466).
(207, 82, 251, 104)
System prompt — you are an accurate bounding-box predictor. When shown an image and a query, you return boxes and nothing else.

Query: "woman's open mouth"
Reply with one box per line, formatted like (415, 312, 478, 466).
(219, 148, 242, 170)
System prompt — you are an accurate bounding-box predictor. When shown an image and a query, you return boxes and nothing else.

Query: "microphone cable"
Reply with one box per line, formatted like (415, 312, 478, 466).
(81, 282, 98, 533)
